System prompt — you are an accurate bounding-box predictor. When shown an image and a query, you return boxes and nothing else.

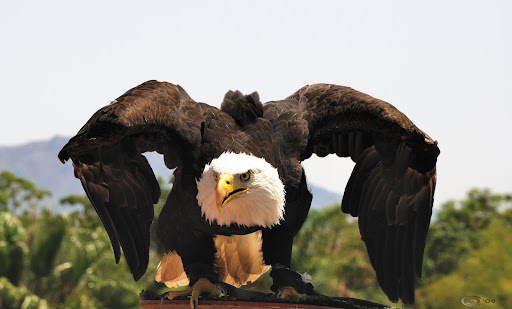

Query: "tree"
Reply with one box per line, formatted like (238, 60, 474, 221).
(0, 171, 51, 212)
(416, 189, 512, 308)
(59, 195, 96, 217)
(0, 277, 48, 309)
(422, 189, 512, 280)
(0, 211, 26, 285)
(3, 170, 510, 308)
(0, 172, 160, 309)
(291, 205, 389, 303)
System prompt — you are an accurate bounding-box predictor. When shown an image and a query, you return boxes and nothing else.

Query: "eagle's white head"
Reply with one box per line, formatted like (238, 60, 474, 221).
(196, 152, 285, 228)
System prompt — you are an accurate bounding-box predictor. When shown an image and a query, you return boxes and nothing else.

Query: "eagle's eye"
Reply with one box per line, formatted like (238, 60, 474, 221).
(240, 171, 251, 182)
(213, 172, 219, 181)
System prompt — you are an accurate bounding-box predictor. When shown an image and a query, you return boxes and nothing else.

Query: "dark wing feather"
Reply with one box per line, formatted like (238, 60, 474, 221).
(272, 84, 439, 304)
(58, 80, 218, 280)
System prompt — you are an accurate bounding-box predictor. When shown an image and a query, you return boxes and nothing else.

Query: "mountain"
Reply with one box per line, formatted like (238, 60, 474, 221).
(0, 136, 341, 209)
(0, 136, 80, 199)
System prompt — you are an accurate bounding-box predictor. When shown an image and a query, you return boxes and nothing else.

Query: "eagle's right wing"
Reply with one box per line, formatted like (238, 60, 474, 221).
(58, 80, 218, 280)
(265, 84, 439, 304)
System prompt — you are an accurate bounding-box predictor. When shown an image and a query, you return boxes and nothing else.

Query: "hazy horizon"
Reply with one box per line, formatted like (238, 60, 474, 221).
(2, 1, 511, 205)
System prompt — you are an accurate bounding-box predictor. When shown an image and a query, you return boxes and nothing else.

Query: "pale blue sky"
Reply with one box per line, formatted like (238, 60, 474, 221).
(1, 1, 511, 205)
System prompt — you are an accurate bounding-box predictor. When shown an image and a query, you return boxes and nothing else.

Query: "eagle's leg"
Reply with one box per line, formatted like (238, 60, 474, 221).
(166, 278, 221, 309)
(166, 231, 222, 309)
(262, 228, 317, 300)
(262, 171, 317, 300)
(279, 286, 304, 299)
(270, 267, 317, 298)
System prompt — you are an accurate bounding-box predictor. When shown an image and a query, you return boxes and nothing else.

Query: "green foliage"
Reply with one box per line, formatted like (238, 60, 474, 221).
(0, 211, 27, 285)
(291, 189, 512, 308)
(0, 172, 167, 309)
(0, 277, 48, 309)
(416, 189, 512, 308)
(0, 171, 51, 212)
(28, 209, 67, 278)
(291, 205, 389, 303)
(1, 171, 510, 309)
(59, 195, 96, 217)
(415, 221, 512, 308)
(422, 189, 512, 281)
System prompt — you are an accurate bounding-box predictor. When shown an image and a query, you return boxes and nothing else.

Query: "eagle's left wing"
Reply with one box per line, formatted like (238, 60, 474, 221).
(267, 84, 439, 304)
(58, 80, 218, 280)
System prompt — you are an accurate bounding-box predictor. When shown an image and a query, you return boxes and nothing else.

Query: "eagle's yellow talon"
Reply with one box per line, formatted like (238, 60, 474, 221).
(166, 278, 222, 309)
(279, 286, 302, 300)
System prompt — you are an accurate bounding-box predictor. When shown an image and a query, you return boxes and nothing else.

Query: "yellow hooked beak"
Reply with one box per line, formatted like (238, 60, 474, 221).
(216, 173, 249, 212)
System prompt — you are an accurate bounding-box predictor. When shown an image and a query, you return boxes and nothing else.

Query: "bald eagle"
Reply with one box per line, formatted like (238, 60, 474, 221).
(58, 81, 439, 306)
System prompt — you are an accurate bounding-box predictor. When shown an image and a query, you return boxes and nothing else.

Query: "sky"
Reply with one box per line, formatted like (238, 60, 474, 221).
(1, 1, 511, 206)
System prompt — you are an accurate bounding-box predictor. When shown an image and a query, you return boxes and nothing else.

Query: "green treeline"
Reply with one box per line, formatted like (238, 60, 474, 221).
(0, 170, 511, 308)
(291, 189, 512, 308)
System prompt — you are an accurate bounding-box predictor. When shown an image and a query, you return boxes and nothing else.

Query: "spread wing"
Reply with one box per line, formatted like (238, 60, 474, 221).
(58, 80, 218, 280)
(268, 84, 439, 304)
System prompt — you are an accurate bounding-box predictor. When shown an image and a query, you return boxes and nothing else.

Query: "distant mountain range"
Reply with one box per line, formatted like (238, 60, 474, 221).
(0, 136, 341, 209)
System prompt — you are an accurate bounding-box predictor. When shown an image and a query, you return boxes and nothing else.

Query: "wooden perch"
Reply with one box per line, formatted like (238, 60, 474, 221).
(139, 290, 389, 309)
(140, 299, 352, 308)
